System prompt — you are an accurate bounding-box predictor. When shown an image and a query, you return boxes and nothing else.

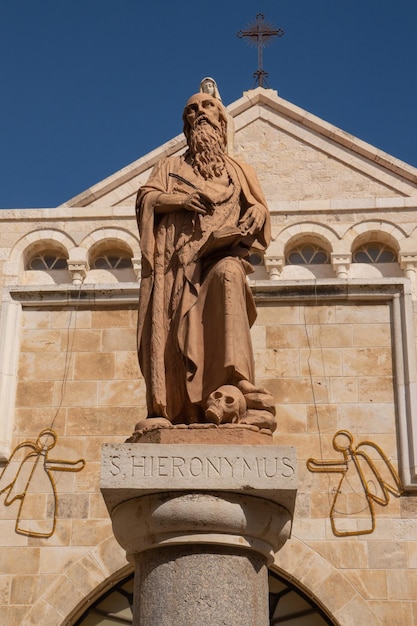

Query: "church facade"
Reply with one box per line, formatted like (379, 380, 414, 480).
(1, 87, 417, 624)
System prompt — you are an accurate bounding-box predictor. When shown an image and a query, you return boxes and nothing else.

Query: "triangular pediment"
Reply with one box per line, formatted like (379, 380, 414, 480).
(61, 87, 417, 209)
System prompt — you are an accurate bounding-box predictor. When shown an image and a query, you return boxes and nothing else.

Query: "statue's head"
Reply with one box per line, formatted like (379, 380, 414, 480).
(182, 93, 228, 151)
(199, 76, 222, 101)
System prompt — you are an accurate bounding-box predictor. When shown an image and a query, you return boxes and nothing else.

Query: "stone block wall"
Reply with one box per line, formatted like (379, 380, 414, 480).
(0, 304, 144, 625)
(252, 297, 417, 626)
(235, 119, 401, 203)
(2, 85, 417, 622)
(1, 288, 416, 624)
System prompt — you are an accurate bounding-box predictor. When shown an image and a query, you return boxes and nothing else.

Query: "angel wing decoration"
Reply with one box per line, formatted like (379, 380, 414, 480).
(0, 429, 85, 538)
(0, 440, 38, 501)
(307, 430, 403, 537)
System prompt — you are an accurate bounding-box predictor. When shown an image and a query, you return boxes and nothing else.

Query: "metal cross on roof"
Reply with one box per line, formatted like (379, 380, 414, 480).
(237, 13, 284, 88)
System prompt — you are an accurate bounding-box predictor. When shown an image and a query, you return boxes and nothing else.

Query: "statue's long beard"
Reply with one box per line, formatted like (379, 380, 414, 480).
(189, 120, 226, 180)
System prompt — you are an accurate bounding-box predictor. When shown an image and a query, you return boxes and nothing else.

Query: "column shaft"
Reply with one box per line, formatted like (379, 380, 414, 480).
(134, 545, 268, 626)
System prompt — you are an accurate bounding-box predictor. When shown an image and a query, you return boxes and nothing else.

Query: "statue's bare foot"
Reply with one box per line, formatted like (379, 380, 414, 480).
(134, 417, 172, 431)
(240, 409, 277, 433)
(236, 380, 276, 424)
(125, 417, 172, 443)
(244, 391, 276, 415)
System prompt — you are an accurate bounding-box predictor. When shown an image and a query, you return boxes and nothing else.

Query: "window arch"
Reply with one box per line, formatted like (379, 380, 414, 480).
(352, 241, 397, 263)
(285, 233, 332, 268)
(349, 233, 401, 279)
(92, 253, 133, 270)
(28, 254, 68, 270)
(25, 242, 68, 271)
(89, 240, 133, 270)
(86, 239, 135, 284)
(286, 243, 330, 266)
(249, 251, 264, 267)
(281, 237, 333, 280)
(247, 251, 269, 279)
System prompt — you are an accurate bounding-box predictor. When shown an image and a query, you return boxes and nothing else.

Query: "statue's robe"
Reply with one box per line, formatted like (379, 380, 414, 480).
(136, 154, 270, 423)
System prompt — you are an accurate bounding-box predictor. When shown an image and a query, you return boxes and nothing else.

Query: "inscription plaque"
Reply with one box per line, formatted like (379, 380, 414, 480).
(101, 444, 297, 512)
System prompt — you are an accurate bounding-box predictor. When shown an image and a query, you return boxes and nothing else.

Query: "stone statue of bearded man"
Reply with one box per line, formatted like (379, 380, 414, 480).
(134, 92, 276, 434)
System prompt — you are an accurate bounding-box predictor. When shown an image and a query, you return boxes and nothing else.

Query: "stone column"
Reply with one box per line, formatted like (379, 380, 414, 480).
(135, 544, 267, 625)
(101, 430, 297, 626)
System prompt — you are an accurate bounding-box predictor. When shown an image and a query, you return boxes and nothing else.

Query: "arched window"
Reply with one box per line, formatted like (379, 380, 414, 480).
(247, 251, 268, 279)
(249, 251, 264, 267)
(74, 570, 335, 625)
(24, 243, 70, 285)
(86, 240, 135, 283)
(286, 244, 330, 265)
(92, 253, 132, 270)
(27, 254, 67, 270)
(89, 239, 133, 272)
(25, 241, 69, 273)
(353, 242, 396, 263)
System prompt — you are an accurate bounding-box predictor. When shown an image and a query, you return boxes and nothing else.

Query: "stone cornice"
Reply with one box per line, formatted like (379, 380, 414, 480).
(1, 195, 417, 221)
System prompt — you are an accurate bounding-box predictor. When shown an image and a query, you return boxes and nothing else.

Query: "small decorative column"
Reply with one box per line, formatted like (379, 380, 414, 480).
(331, 252, 351, 279)
(400, 253, 417, 298)
(132, 257, 142, 282)
(101, 429, 297, 626)
(67, 261, 88, 285)
(265, 255, 284, 280)
(67, 247, 89, 285)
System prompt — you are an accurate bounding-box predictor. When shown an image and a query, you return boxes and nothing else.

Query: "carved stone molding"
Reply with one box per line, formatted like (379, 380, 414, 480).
(131, 257, 142, 281)
(67, 260, 89, 285)
(265, 255, 284, 280)
(110, 491, 292, 564)
(331, 252, 352, 279)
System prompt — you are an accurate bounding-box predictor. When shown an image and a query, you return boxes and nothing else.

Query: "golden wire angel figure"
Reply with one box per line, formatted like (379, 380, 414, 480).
(307, 430, 403, 537)
(0, 429, 85, 538)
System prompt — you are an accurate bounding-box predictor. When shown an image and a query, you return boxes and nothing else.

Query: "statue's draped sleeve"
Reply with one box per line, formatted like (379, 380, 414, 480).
(135, 157, 178, 348)
(225, 155, 271, 250)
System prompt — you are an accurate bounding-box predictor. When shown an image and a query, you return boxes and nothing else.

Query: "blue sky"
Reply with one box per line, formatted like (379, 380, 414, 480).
(1, 0, 416, 208)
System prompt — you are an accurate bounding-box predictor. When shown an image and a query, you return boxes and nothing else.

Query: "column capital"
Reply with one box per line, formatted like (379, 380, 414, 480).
(399, 252, 417, 269)
(131, 257, 141, 281)
(264, 255, 284, 280)
(67, 260, 89, 285)
(111, 491, 291, 564)
(331, 252, 352, 279)
(101, 442, 297, 564)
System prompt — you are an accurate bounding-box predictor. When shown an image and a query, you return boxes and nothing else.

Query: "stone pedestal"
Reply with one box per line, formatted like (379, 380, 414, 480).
(101, 435, 297, 625)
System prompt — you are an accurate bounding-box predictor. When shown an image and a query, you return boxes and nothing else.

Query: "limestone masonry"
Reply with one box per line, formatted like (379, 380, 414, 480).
(1, 88, 417, 624)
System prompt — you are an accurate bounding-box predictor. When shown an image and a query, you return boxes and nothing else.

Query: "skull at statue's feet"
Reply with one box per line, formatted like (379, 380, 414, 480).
(204, 385, 247, 425)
